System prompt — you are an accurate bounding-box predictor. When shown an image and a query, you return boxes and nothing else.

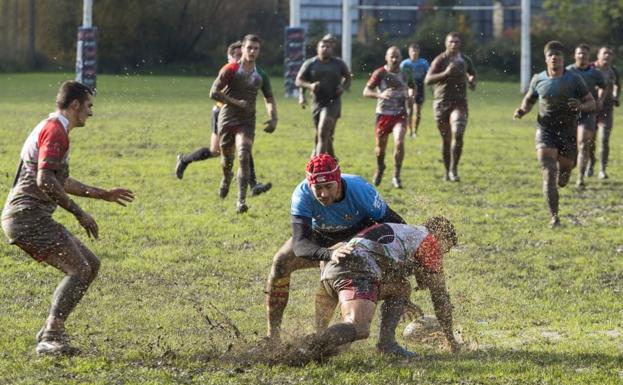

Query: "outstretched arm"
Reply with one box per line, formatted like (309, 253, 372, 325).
(64, 177, 134, 206)
(422, 271, 460, 352)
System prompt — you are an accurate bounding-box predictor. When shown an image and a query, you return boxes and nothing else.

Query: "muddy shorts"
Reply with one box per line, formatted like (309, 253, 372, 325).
(322, 277, 379, 303)
(433, 100, 468, 125)
(2, 209, 69, 262)
(535, 128, 577, 161)
(219, 124, 255, 148)
(312, 100, 341, 129)
(211, 106, 220, 135)
(375, 113, 407, 138)
(414, 83, 425, 105)
(577, 112, 596, 131)
(596, 105, 613, 130)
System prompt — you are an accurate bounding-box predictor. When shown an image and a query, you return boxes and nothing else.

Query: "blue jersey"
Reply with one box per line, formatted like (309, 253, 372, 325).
(291, 174, 387, 235)
(400, 58, 430, 85)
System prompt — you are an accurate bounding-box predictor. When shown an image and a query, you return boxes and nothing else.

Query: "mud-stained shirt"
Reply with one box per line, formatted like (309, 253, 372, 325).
(528, 70, 590, 132)
(428, 52, 476, 103)
(367, 65, 415, 116)
(2, 113, 70, 218)
(566, 64, 605, 100)
(594, 63, 620, 107)
(211, 62, 272, 130)
(320, 223, 443, 282)
(297, 56, 350, 105)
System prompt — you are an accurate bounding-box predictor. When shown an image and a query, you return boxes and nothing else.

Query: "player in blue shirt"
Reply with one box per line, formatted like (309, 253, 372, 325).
(514, 41, 595, 227)
(264, 154, 405, 343)
(400, 43, 430, 137)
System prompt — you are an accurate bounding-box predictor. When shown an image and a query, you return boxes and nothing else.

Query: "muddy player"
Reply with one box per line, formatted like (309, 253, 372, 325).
(425, 32, 477, 182)
(514, 41, 595, 227)
(400, 43, 430, 137)
(288, 217, 460, 363)
(209, 34, 278, 214)
(264, 154, 405, 343)
(591, 46, 620, 179)
(1, 81, 135, 354)
(364, 46, 415, 189)
(175, 41, 272, 196)
(296, 34, 351, 158)
(566, 44, 606, 189)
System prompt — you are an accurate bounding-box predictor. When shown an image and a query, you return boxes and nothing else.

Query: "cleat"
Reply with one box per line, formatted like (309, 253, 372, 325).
(219, 179, 230, 199)
(251, 182, 272, 197)
(575, 179, 586, 190)
(373, 171, 383, 186)
(175, 154, 188, 180)
(598, 171, 608, 179)
(449, 172, 460, 182)
(376, 343, 417, 359)
(236, 201, 249, 214)
(36, 329, 74, 355)
(392, 177, 403, 189)
(549, 216, 561, 228)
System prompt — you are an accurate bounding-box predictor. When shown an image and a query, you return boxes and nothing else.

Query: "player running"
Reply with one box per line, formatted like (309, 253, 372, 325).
(364, 46, 415, 189)
(400, 43, 430, 137)
(1, 81, 135, 354)
(514, 41, 595, 227)
(566, 44, 606, 189)
(425, 32, 477, 182)
(296, 34, 351, 158)
(209, 34, 278, 213)
(264, 154, 405, 343)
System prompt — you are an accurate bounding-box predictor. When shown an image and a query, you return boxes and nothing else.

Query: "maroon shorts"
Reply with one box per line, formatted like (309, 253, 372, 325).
(375, 114, 406, 138)
(323, 277, 379, 303)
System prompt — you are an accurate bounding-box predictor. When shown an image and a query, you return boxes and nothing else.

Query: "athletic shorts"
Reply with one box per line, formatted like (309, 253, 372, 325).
(2, 209, 69, 262)
(433, 100, 468, 124)
(414, 83, 425, 105)
(219, 124, 255, 148)
(535, 128, 577, 161)
(312, 100, 341, 129)
(375, 113, 407, 137)
(322, 277, 379, 303)
(577, 112, 596, 131)
(596, 105, 614, 130)
(211, 106, 220, 135)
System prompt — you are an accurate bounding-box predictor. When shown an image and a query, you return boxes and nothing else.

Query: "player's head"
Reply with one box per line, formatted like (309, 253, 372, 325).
(306, 154, 342, 206)
(598, 46, 613, 64)
(423, 216, 457, 253)
(445, 32, 461, 53)
(317, 35, 335, 60)
(574, 43, 590, 67)
(242, 34, 261, 62)
(408, 43, 420, 60)
(543, 40, 566, 70)
(227, 41, 243, 62)
(385, 46, 402, 68)
(56, 81, 94, 128)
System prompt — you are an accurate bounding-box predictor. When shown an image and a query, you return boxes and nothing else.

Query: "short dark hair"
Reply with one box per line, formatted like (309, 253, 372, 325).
(544, 40, 566, 55)
(242, 34, 261, 46)
(446, 31, 460, 40)
(227, 41, 242, 56)
(408, 43, 420, 50)
(599, 45, 613, 53)
(424, 216, 458, 248)
(576, 43, 590, 52)
(56, 81, 93, 110)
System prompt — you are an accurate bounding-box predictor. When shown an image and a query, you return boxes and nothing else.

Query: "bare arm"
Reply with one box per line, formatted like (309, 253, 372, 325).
(425, 60, 453, 86)
(513, 93, 537, 119)
(262, 96, 278, 133)
(340, 65, 352, 93)
(569, 92, 596, 113)
(363, 85, 388, 100)
(424, 271, 460, 352)
(209, 76, 247, 110)
(295, 74, 318, 93)
(64, 177, 134, 206)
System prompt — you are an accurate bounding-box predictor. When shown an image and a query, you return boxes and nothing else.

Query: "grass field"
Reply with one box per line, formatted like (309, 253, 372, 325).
(0, 73, 621, 385)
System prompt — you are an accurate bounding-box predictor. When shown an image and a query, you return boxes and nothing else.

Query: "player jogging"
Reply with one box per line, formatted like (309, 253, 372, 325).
(400, 43, 430, 137)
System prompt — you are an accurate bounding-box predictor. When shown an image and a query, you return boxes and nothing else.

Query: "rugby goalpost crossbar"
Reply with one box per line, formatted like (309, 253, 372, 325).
(289, 0, 531, 93)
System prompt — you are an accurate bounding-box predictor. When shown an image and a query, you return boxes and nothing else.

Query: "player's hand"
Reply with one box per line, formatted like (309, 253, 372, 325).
(379, 89, 393, 100)
(330, 244, 355, 264)
(614, 98, 620, 107)
(310, 82, 320, 93)
(513, 108, 525, 119)
(299, 95, 307, 109)
(467, 76, 476, 91)
(445, 62, 458, 75)
(568, 98, 581, 112)
(401, 301, 424, 322)
(263, 119, 277, 133)
(335, 85, 344, 96)
(75, 209, 99, 239)
(102, 188, 135, 206)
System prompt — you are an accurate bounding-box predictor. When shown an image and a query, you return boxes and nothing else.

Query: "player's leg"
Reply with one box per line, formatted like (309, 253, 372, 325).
(449, 106, 468, 182)
(265, 238, 318, 341)
(316, 107, 337, 157)
(537, 146, 562, 227)
(414, 101, 424, 134)
(407, 99, 415, 137)
(176, 107, 220, 179)
(391, 119, 407, 188)
(598, 107, 614, 178)
(249, 154, 273, 197)
(234, 130, 254, 213)
(315, 281, 338, 333)
(575, 119, 595, 188)
(377, 278, 415, 357)
(373, 116, 390, 186)
(219, 130, 236, 199)
(436, 106, 452, 181)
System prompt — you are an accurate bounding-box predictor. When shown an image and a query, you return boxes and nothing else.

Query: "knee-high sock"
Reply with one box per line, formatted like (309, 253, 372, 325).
(49, 274, 91, 320)
(182, 147, 212, 163)
(378, 297, 407, 348)
(265, 277, 290, 338)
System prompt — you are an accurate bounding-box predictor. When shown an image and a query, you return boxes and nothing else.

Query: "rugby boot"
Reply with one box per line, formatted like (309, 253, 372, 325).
(236, 201, 249, 214)
(598, 170, 608, 179)
(175, 154, 189, 180)
(219, 172, 233, 199)
(392, 176, 403, 189)
(549, 215, 561, 228)
(448, 171, 460, 182)
(36, 329, 74, 355)
(376, 342, 417, 359)
(251, 182, 272, 197)
(575, 178, 586, 190)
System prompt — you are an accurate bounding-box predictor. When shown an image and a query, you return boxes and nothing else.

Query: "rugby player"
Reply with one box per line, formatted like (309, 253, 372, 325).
(514, 41, 595, 227)
(264, 154, 405, 342)
(364, 46, 416, 189)
(1, 81, 135, 354)
(425, 32, 477, 182)
(400, 43, 430, 137)
(296, 34, 351, 158)
(209, 34, 278, 213)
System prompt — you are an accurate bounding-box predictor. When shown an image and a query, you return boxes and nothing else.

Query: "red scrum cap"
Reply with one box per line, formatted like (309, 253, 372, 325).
(306, 154, 341, 185)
